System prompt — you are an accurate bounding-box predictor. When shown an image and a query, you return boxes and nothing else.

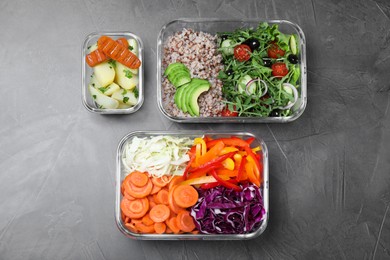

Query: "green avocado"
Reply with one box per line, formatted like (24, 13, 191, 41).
(164, 62, 189, 76)
(174, 83, 189, 110)
(182, 79, 210, 116)
(168, 71, 191, 88)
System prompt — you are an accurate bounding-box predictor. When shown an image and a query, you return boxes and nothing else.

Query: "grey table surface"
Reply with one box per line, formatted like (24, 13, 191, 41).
(1, 0, 390, 259)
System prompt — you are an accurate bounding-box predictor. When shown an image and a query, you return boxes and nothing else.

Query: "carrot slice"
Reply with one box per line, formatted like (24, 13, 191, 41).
(124, 190, 136, 201)
(173, 185, 199, 208)
(149, 204, 170, 223)
(121, 197, 149, 219)
(152, 176, 169, 187)
(129, 171, 149, 187)
(134, 222, 155, 233)
(156, 189, 169, 205)
(125, 222, 138, 233)
(168, 176, 184, 190)
(168, 185, 184, 214)
(124, 179, 153, 198)
(97, 36, 141, 69)
(176, 211, 195, 232)
(166, 217, 180, 234)
(165, 226, 173, 234)
(154, 222, 166, 234)
(150, 184, 161, 195)
(142, 213, 154, 226)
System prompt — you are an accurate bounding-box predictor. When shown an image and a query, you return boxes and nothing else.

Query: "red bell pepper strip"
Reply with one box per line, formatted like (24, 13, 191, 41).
(200, 182, 219, 190)
(187, 163, 222, 180)
(189, 151, 236, 173)
(206, 137, 250, 149)
(236, 156, 247, 182)
(182, 152, 196, 180)
(210, 169, 241, 191)
(245, 137, 255, 145)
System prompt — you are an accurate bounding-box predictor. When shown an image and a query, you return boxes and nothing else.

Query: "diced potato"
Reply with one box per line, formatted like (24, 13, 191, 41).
(111, 89, 138, 106)
(115, 62, 139, 90)
(89, 85, 119, 109)
(94, 61, 115, 87)
(128, 38, 138, 56)
(89, 73, 102, 88)
(99, 82, 120, 96)
(88, 43, 98, 53)
(117, 101, 132, 109)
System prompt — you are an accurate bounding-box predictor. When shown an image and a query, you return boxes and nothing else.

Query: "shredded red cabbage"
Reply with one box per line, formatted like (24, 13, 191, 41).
(190, 182, 266, 234)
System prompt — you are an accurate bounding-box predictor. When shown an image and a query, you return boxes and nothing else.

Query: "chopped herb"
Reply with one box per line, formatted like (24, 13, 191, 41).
(123, 97, 129, 103)
(128, 46, 134, 51)
(122, 89, 128, 95)
(92, 95, 97, 99)
(109, 66, 112, 69)
(133, 88, 139, 98)
(108, 59, 116, 68)
(87, 45, 91, 49)
(98, 87, 109, 93)
(92, 83, 95, 87)
(124, 69, 133, 79)
(99, 105, 104, 109)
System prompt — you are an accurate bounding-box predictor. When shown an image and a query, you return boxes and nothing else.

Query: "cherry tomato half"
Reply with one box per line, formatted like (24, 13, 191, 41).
(221, 105, 238, 117)
(267, 42, 285, 59)
(271, 63, 289, 77)
(234, 44, 252, 62)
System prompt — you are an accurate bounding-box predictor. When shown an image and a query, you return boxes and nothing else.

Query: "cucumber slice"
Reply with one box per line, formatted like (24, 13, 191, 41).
(237, 75, 252, 94)
(221, 39, 234, 55)
(290, 35, 298, 55)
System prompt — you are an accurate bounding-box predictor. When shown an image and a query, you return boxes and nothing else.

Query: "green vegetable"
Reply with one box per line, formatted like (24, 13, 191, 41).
(123, 69, 133, 79)
(217, 22, 301, 117)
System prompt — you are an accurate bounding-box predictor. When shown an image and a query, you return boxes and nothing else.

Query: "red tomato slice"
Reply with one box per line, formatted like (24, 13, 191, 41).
(267, 42, 285, 59)
(234, 44, 251, 62)
(271, 63, 289, 77)
(221, 105, 238, 117)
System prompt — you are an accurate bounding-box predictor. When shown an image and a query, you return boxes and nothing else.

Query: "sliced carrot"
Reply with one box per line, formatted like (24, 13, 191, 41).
(142, 213, 154, 226)
(150, 184, 161, 195)
(125, 222, 138, 233)
(176, 211, 195, 232)
(134, 222, 155, 233)
(149, 200, 157, 209)
(121, 197, 149, 219)
(191, 230, 200, 234)
(165, 226, 173, 234)
(97, 36, 141, 69)
(129, 171, 149, 187)
(125, 179, 153, 198)
(152, 176, 169, 187)
(173, 185, 199, 208)
(166, 217, 180, 234)
(124, 190, 136, 200)
(156, 189, 169, 205)
(149, 204, 170, 223)
(154, 222, 166, 234)
(168, 176, 184, 191)
(168, 185, 184, 214)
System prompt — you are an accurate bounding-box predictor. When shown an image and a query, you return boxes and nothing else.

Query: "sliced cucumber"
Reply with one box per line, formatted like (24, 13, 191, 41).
(290, 34, 298, 55)
(237, 75, 252, 94)
(221, 39, 234, 56)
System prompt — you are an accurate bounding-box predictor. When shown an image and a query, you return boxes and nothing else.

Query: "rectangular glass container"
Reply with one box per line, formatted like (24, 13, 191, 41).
(157, 19, 306, 123)
(115, 131, 269, 240)
(82, 32, 144, 114)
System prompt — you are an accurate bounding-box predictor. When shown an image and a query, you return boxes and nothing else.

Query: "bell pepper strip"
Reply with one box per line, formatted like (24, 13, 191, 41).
(215, 169, 238, 177)
(222, 158, 235, 170)
(219, 146, 239, 155)
(210, 169, 241, 191)
(200, 182, 219, 190)
(244, 146, 262, 177)
(180, 175, 229, 186)
(197, 140, 225, 166)
(251, 146, 261, 153)
(245, 137, 255, 145)
(206, 137, 250, 149)
(233, 153, 242, 170)
(244, 160, 260, 187)
(194, 138, 207, 156)
(236, 156, 246, 182)
(187, 163, 222, 180)
(182, 152, 196, 180)
(189, 151, 236, 174)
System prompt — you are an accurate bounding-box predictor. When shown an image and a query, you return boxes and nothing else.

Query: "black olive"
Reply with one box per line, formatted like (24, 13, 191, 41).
(270, 109, 281, 117)
(262, 58, 272, 67)
(288, 54, 299, 64)
(221, 35, 229, 41)
(226, 69, 234, 76)
(244, 38, 260, 51)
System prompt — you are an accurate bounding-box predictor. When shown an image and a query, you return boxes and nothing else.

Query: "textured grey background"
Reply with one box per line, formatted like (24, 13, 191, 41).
(1, 0, 390, 259)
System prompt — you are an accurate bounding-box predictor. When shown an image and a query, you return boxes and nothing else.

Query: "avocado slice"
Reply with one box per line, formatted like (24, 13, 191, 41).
(164, 62, 189, 76)
(180, 83, 193, 113)
(174, 83, 189, 110)
(188, 83, 210, 116)
(168, 71, 191, 88)
(182, 79, 210, 116)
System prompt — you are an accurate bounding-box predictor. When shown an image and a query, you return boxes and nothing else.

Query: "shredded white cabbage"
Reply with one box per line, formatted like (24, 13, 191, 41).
(122, 135, 193, 178)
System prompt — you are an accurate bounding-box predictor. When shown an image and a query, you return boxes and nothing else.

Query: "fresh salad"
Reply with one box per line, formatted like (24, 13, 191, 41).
(217, 22, 301, 117)
(85, 36, 141, 109)
(120, 135, 266, 235)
